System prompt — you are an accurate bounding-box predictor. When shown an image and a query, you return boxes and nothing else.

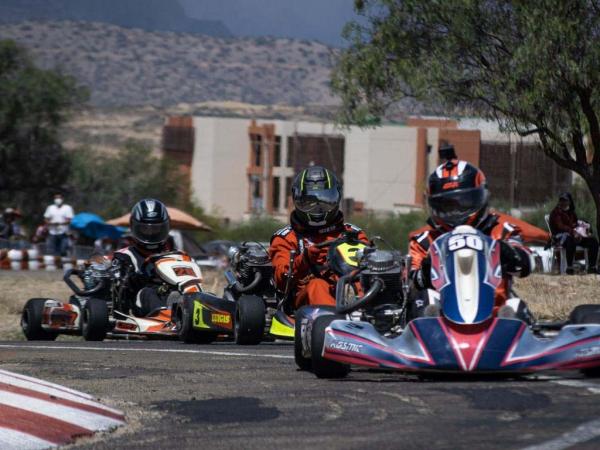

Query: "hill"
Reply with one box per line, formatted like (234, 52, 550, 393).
(0, 21, 337, 108)
(0, 0, 231, 37)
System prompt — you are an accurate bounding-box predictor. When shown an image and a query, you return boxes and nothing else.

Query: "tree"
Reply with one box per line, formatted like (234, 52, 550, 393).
(0, 40, 87, 224)
(333, 0, 600, 230)
(68, 141, 187, 219)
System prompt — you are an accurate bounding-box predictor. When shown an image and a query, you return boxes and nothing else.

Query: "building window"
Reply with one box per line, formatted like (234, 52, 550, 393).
(284, 176, 292, 208)
(286, 137, 294, 167)
(273, 136, 281, 167)
(251, 175, 262, 212)
(251, 134, 262, 167)
(272, 176, 280, 211)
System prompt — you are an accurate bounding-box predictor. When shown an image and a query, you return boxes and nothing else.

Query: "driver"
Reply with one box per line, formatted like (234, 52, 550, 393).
(112, 198, 171, 316)
(269, 166, 368, 308)
(409, 154, 533, 321)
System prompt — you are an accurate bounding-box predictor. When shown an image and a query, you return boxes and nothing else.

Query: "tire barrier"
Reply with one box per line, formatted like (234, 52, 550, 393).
(0, 249, 85, 271)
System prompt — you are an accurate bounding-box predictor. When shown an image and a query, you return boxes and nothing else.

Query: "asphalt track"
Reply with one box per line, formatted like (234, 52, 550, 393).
(2, 340, 600, 449)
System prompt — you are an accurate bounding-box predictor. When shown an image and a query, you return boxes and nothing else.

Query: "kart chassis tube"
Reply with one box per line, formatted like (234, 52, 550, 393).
(335, 271, 384, 314)
(63, 268, 105, 297)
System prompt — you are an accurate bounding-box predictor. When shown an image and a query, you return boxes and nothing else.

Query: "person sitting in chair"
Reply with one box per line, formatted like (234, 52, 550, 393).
(549, 192, 599, 274)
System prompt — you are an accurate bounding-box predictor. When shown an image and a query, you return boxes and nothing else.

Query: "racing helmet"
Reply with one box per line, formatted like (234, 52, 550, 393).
(130, 199, 170, 251)
(427, 159, 489, 230)
(291, 166, 341, 227)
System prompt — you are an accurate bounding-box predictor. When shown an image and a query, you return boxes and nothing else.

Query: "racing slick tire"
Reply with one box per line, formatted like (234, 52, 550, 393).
(82, 298, 109, 341)
(21, 298, 58, 341)
(294, 311, 312, 371)
(311, 315, 350, 379)
(570, 305, 600, 324)
(234, 295, 265, 345)
(178, 296, 217, 344)
(570, 305, 600, 377)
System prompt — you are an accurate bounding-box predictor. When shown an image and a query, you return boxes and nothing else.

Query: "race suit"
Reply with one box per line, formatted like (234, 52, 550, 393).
(112, 245, 168, 316)
(409, 213, 532, 315)
(269, 211, 369, 308)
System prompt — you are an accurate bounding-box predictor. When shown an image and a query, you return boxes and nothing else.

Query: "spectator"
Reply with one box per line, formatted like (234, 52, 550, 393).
(0, 208, 23, 240)
(31, 223, 49, 244)
(549, 192, 599, 274)
(43, 193, 74, 257)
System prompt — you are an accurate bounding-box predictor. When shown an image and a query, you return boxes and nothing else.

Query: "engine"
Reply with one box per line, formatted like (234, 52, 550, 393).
(228, 244, 274, 296)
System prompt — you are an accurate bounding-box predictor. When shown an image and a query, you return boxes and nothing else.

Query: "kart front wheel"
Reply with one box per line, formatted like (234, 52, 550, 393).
(311, 315, 350, 379)
(178, 297, 217, 344)
(82, 298, 108, 341)
(234, 295, 265, 345)
(570, 305, 600, 324)
(294, 311, 311, 371)
(21, 298, 58, 341)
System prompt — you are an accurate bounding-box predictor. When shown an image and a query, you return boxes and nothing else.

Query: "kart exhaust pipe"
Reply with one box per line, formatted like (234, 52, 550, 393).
(228, 270, 263, 294)
(335, 274, 384, 314)
(63, 268, 105, 296)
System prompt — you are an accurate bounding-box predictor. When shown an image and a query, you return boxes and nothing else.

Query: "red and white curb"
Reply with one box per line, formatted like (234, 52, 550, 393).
(0, 369, 125, 449)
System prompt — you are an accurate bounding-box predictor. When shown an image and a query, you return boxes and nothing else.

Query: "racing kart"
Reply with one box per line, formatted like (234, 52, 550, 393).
(294, 232, 405, 376)
(300, 225, 600, 378)
(21, 251, 260, 343)
(223, 242, 295, 344)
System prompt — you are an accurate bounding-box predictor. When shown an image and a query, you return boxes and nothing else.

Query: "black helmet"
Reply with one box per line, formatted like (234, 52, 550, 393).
(291, 166, 341, 227)
(130, 199, 170, 250)
(427, 159, 489, 230)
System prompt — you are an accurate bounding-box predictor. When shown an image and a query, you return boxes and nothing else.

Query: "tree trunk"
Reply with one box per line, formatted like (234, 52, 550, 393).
(584, 177, 600, 237)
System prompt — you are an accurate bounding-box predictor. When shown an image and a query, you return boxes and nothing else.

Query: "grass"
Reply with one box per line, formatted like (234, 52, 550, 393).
(0, 271, 597, 340)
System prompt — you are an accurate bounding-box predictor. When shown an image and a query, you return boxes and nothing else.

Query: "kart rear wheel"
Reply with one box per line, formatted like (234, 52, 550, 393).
(311, 315, 350, 379)
(82, 298, 108, 341)
(21, 298, 58, 341)
(570, 305, 600, 324)
(178, 297, 218, 344)
(294, 312, 311, 371)
(234, 295, 265, 345)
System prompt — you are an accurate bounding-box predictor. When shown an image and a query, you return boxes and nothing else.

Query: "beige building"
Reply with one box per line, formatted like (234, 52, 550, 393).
(161, 116, 570, 222)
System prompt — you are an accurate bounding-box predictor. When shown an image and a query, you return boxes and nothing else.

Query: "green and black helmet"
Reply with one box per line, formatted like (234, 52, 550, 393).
(291, 166, 341, 227)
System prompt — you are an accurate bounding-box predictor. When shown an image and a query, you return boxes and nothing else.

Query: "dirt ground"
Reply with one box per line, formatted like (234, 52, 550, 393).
(0, 270, 598, 340)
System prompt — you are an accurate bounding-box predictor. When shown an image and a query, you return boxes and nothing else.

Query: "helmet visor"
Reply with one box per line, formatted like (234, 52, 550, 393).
(428, 187, 487, 227)
(294, 188, 340, 215)
(131, 221, 170, 245)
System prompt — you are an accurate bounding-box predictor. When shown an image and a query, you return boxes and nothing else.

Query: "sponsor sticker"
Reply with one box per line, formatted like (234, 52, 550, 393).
(211, 313, 231, 326)
(329, 341, 363, 353)
(576, 346, 600, 358)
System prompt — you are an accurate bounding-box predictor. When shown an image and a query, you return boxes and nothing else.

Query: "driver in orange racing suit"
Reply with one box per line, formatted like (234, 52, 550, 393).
(269, 166, 368, 308)
(409, 152, 534, 322)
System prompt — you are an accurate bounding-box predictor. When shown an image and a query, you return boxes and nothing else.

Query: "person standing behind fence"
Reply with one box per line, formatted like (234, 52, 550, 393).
(549, 192, 599, 274)
(0, 208, 23, 241)
(43, 193, 74, 257)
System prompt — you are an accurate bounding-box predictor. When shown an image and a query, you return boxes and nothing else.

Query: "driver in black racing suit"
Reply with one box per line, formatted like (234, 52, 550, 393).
(112, 198, 171, 316)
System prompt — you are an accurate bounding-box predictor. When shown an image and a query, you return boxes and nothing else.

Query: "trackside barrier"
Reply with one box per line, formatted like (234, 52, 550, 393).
(0, 244, 92, 271)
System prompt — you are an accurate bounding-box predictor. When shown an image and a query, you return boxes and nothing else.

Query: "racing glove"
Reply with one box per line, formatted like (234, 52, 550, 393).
(499, 240, 532, 277)
(412, 255, 432, 290)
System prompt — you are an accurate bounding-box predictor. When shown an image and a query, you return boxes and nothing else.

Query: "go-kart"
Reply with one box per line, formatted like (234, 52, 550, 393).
(224, 242, 297, 344)
(302, 225, 600, 378)
(294, 232, 405, 376)
(21, 251, 257, 343)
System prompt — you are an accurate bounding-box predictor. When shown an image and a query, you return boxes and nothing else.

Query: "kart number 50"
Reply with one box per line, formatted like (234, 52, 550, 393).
(448, 234, 483, 252)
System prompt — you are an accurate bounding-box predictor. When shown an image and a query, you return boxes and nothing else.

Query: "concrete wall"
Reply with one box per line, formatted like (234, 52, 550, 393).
(345, 126, 420, 212)
(191, 117, 250, 220)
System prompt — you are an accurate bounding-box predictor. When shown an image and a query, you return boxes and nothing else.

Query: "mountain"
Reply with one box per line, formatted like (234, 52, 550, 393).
(0, 21, 336, 107)
(0, 0, 231, 37)
(180, 0, 360, 47)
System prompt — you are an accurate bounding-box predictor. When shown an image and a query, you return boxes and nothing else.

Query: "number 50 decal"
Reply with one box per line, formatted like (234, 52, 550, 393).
(448, 234, 484, 251)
